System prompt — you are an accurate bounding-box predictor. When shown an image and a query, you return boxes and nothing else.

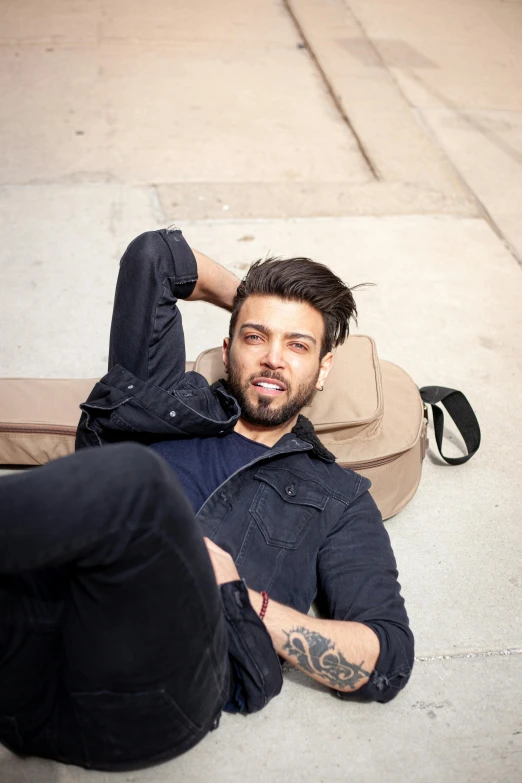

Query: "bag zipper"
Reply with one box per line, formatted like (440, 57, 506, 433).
(342, 451, 405, 471)
(0, 423, 76, 436)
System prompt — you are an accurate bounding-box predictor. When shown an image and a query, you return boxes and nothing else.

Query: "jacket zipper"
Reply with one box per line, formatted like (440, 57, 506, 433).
(0, 423, 76, 436)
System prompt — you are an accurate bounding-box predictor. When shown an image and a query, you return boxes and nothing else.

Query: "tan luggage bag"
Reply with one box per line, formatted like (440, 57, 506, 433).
(0, 336, 479, 520)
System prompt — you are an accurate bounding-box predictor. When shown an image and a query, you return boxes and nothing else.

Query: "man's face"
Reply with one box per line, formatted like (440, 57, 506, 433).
(223, 295, 333, 428)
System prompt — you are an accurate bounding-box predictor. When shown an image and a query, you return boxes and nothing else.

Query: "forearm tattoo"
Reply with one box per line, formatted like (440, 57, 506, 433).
(282, 627, 370, 690)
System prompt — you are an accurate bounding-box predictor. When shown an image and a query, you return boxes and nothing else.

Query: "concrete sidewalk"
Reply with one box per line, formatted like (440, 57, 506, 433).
(1, 1, 521, 782)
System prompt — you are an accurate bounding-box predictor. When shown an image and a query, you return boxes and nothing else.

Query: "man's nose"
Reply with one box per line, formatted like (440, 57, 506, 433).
(261, 341, 285, 370)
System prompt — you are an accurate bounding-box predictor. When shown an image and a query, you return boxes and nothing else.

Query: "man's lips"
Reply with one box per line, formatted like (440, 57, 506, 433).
(251, 377, 287, 395)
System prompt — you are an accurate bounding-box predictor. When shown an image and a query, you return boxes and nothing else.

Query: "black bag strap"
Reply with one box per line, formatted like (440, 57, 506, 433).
(419, 386, 481, 465)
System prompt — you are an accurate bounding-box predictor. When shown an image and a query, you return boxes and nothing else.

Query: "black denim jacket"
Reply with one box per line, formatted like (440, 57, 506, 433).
(76, 229, 414, 710)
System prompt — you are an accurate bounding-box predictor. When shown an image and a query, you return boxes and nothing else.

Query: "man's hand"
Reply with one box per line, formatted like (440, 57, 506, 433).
(204, 538, 241, 585)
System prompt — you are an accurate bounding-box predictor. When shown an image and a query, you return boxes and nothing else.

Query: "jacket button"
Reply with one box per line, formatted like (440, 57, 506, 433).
(169, 411, 176, 418)
(285, 485, 296, 497)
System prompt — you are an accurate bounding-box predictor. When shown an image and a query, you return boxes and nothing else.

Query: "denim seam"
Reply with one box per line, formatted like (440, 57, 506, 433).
(264, 547, 288, 594)
(111, 412, 140, 432)
(72, 688, 204, 734)
(172, 393, 238, 426)
(146, 280, 178, 385)
(100, 387, 236, 432)
(131, 471, 230, 687)
(251, 486, 318, 550)
(80, 395, 131, 411)
(151, 524, 222, 656)
(235, 514, 258, 568)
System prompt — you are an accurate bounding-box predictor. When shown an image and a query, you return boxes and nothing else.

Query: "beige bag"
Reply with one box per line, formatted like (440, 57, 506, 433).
(0, 336, 479, 519)
(0, 378, 98, 466)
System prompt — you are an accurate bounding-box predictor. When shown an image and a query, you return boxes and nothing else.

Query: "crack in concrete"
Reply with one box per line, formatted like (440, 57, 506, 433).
(282, 0, 380, 181)
(404, 61, 522, 266)
(416, 648, 522, 662)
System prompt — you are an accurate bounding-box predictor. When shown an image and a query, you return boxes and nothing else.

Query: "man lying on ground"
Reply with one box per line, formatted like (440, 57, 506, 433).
(0, 227, 413, 772)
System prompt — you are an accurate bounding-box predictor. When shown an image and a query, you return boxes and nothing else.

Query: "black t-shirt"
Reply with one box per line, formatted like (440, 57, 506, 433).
(150, 431, 269, 513)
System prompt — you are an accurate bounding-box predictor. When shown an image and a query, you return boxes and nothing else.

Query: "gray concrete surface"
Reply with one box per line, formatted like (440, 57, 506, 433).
(343, 0, 522, 260)
(1, 1, 521, 781)
(0, 0, 369, 185)
(1, 655, 521, 783)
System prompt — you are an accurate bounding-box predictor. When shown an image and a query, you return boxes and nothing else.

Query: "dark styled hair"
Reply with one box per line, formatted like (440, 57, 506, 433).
(229, 256, 360, 357)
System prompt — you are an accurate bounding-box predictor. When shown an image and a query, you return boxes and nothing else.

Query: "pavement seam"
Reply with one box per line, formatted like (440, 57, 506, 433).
(416, 648, 522, 662)
(282, 0, 380, 181)
(325, 10, 520, 267)
(169, 215, 485, 226)
(398, 42, 522, 257)
(413, 106, 522, 267)
(341, 0, 489, 210)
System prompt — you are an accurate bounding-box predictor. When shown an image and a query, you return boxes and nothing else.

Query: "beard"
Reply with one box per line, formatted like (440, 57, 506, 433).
(227, 362, 320, 428)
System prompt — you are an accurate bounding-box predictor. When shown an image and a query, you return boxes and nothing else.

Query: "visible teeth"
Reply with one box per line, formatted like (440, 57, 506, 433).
(256, 382, 282, 390)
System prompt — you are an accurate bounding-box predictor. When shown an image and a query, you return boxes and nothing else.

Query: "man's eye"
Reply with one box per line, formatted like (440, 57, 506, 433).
(292, 342, 307, 351)
(246, 334, 262, 342)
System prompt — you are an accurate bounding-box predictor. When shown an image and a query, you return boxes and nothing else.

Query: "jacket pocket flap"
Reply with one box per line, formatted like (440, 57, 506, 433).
(254, 467, 328, 510)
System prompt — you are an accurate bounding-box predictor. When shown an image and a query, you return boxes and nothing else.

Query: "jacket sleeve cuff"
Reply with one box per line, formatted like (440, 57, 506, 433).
(336, 621, 414, 704)
(220, 579, 283, 714)
(160, 228, 198, 300)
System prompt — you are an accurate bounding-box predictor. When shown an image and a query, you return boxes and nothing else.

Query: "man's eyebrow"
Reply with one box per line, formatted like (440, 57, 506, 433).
(240, 322, 270, 335)
(285, 331, 317, 345)
(240, 322, 317, 345)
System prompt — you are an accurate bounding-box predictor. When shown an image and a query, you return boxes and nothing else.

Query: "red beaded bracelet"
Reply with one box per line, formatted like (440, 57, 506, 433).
(259, 590, 269, 620)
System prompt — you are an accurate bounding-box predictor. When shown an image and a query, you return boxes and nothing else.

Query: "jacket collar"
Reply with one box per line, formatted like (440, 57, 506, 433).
(212, 379, 335, 463)
(290, 414, 335, 462)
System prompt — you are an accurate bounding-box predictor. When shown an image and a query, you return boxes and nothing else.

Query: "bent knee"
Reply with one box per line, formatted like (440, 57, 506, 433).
(105, 442, 168, 479)
(121, 231, 165, 268)
(75, 442, 169, 494)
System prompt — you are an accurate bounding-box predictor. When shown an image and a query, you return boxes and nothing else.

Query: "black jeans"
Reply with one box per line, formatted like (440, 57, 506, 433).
(0, 444, 230, 771)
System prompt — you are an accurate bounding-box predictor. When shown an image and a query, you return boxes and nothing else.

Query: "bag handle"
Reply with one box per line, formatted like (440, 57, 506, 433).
(419, 386, 481, 465)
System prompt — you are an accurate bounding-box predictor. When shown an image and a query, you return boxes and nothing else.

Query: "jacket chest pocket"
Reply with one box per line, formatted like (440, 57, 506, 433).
(250, 467, 328, 550)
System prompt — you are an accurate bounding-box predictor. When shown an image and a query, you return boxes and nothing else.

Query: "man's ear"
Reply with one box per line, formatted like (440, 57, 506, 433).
(222, 337, 230, 373)
(316, 351, 334, 390)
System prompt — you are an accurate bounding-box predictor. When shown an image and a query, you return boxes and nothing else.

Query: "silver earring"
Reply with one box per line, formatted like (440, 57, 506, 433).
(317, 385, 324, 392)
